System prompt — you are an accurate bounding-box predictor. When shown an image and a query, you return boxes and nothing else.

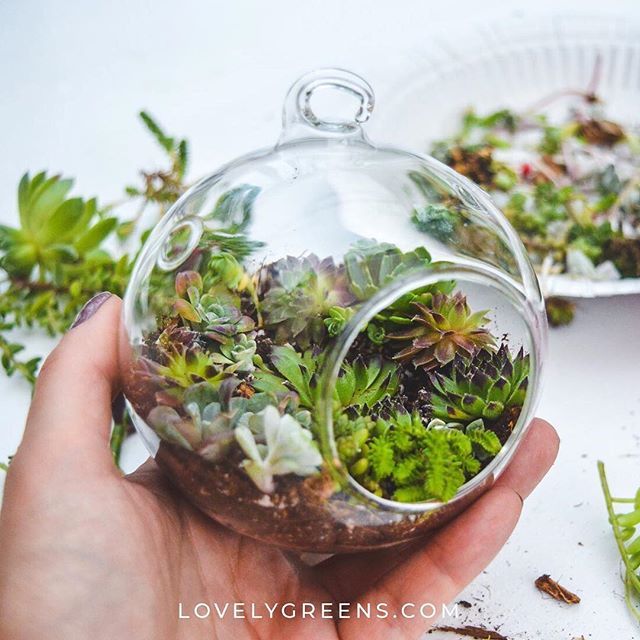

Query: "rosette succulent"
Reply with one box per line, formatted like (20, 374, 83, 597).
(174, 269, 255, 342)
(210, 333, 257, 373)
(428, 345, 530, 423)
(0, 172, 117, 277)
(389, 292, 495, 370)
(235, 405, 322, 493)
(155, 346, 222, 388)
(147, 380, 245, 460)
(344, 240, 433, 301)
(260, 254, 354, 345)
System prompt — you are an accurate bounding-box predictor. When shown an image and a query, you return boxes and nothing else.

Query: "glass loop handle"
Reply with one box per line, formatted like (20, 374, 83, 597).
(278, 68, 375, 143)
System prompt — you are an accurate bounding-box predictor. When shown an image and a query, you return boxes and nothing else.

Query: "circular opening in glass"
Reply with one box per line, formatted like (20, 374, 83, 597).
(318, 265, 541, 514)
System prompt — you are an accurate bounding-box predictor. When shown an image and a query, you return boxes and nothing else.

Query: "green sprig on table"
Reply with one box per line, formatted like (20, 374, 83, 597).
(0, 112, 191, 463)
(598, 461, 640, 622)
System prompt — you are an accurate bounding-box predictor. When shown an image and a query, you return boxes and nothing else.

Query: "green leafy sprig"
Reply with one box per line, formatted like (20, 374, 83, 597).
(598, 461, 640, 622)
(0, 112, 192, 465)
(0, 112, 191, 385)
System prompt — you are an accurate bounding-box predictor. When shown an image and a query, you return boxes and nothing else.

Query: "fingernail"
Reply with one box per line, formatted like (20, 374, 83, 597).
(71, 292, 112, 329)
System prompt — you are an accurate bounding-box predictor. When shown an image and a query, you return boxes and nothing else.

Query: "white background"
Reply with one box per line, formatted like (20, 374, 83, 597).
(1, 1, 640, 638)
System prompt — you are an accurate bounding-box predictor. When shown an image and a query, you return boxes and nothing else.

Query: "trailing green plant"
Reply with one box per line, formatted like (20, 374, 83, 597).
(389, 292, 495, 370)
(598, 461, 640, 622)
(124, 111, 189, 214)
(428, 345, 529, 423)
(0, 330, 40, 384)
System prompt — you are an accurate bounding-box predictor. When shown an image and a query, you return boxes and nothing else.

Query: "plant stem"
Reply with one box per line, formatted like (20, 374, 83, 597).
(598, 460, 640, 622)
(0, 461, 8, 473)
(627, 572, 640, 621)
(110, 420, 127, 466)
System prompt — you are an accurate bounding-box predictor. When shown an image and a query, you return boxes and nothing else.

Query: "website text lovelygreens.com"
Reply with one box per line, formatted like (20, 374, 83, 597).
(178, 601, 460, 621)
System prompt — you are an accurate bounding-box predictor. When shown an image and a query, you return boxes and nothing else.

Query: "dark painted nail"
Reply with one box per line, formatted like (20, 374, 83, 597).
(71, 292, 112, 329)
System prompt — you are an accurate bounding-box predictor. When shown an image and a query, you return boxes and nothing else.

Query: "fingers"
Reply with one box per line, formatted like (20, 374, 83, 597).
(15, 294, 122, 476)
(328, 419, 558, 638)
(495, 418, 559, 500)
(340, 487, 523, 640)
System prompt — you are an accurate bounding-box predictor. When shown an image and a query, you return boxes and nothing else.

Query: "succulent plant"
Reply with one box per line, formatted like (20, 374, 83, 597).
(428, 345, 530, 423)
(235, 405, 322, 493)
(545, 296, 576, 327)
(147, 380, 245, 460)
(206, 252, 253, 292)
(174, 269, 255, 342)
(0, 172, 117, 277)
(388, 292, 495, 370)
(155, 346, 222, 388)
(260, 254, 354, 346)
(342, 241, 457, 341)
(344, 240, 433, 301)
(324, 305, 356, 337)
(411, 203, 458, 243)
(210, 333, 257, 373)
(253, 344, 319, 409)
(333, 413, 375, 466)
(334, 356, 399, 411)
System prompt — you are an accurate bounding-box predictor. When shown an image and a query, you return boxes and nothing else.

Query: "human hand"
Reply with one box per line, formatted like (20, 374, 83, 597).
(0, 294, 559, 640)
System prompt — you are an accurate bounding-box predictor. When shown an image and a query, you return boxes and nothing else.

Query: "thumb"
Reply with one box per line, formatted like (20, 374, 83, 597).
(17, 293, 123, 476)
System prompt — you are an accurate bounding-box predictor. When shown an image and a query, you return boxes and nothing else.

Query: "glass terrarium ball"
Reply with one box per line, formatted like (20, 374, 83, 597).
(120, 69, 546, 553)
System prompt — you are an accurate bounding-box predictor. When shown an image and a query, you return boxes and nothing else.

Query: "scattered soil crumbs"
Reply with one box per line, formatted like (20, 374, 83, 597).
(457, 600, 473, 609)
(430, 625, 508, 640)
(535, 574, 581, 604)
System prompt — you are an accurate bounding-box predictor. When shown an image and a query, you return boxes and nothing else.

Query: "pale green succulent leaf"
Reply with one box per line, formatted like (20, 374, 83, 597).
(39, 198, 85, 244)
(28, 176, 74, 232)
(75, 216, 117, 253)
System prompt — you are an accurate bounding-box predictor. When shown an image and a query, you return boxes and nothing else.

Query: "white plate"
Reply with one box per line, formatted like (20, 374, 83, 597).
(372, 14, 640, 298)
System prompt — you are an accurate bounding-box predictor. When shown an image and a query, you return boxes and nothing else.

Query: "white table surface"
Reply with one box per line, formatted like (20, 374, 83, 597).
(1, 1, 639, 638)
